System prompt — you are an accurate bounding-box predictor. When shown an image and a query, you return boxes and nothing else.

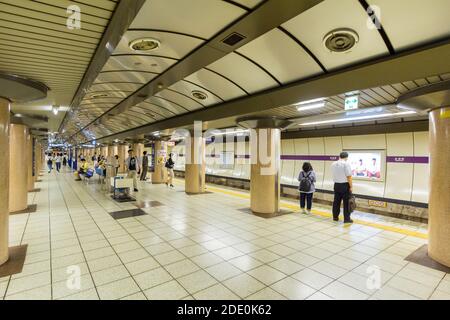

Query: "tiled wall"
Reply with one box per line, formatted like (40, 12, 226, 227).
(172, 132, 430, 206)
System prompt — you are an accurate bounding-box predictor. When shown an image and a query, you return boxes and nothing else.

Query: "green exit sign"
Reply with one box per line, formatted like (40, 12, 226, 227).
(345, 95, 359, 110)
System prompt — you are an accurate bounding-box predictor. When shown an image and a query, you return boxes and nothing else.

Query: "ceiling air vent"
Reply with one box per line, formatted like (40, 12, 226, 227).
(191, 90, 208, 100)
(323, 28, 359, 53)
(222, 32, 246, 46)
(129, 38, 161, 52)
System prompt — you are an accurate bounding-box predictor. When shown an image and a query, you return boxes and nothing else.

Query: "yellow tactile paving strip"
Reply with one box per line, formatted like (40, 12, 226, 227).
(174, 179, 428, 240)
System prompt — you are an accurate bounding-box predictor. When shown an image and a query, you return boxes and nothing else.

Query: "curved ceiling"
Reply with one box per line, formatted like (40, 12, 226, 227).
(58, 0, 450, 145)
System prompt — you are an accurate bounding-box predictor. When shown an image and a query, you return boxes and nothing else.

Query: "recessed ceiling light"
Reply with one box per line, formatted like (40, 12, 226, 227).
(52, 105, 59, 115)
(323, 28, 359, 53)
(90, 93, 108, 99)
(191, 90, 208, 100)
(129, 38, 161, 52)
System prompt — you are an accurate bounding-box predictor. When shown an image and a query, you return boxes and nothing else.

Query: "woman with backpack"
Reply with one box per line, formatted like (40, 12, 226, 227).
(298, 162, 316, 214)
(165, 153, 175, 188)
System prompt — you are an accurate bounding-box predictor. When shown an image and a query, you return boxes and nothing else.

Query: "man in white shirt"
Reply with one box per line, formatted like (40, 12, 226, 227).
(331, 152, 354, 223)
(125, 149, 140, 192)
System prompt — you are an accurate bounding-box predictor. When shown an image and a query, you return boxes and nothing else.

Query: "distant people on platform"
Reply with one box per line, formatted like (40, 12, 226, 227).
(298, 162, 316, 214)
(331, 152, 353, 223)
(97, 156, 107, 179)
(55, 153, 62, 172)
(140, 151, 149, 181)
(92, 153, 97, 163)
(62, 153, 67, 167)
(126, 149, 140, 192)
(113, 155, 120, 176)
(165, 153, 175, 188)
(46, 153, 53, 173)
(75, 158, 88, 181)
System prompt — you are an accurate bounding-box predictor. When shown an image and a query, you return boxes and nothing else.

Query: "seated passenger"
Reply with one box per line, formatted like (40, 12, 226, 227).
(75, 159, 88, 181)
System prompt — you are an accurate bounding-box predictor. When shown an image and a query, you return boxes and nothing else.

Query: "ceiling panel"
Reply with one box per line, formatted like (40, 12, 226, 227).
(206, 52, 279, 94)
(130, 0, 246, 39)
(1, 0, 117, 133)
(102, 55, 177, 73)
(237, 28, 324, 84)
(88, 82, 143, 93)
(113, 30, 203, 59)
(146, 97, 191, 115)
(185, 69, 247, 101)
(169, 81, 223, 106)
(368, 0, 450, 51)
(155, 89, 205, 111)
(95, 71, 158, 84)
(282, 0, 389, 71)
(230, 0, 266, 9)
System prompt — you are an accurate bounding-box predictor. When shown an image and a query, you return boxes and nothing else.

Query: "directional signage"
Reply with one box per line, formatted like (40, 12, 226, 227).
(345, 95, 359, 110)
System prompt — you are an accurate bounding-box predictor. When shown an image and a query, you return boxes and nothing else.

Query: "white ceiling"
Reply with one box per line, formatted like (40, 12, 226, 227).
(53, 0, 450, 143)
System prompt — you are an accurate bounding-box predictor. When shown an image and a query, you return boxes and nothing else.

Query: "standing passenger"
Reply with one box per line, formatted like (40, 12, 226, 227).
(331, 152, 353, 223)
(113, 155, 120, 176)
(46, 153, 53, 173)
(298, 162, 316, 214)
(126, 149, 140, 192)
(55, 153, 62, 172)
(62, 153, 67, 167)
(165, 153, 175, 188)
(140, 151, 149, 181)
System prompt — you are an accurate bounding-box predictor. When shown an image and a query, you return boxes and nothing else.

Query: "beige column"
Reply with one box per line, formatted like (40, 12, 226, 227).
(133, 142, 144, 159)
(117, 144, 128, 173)
(250, 128, 281, 214)
(27, 134, 34, 191)
(101, 146, 108, 158)
(9, 124, 28, 212)
(107, 145, 115, 179)
(185, 136, 206, 194)
(428, 106, 450, 267)
(0, 98, 10, 265)
(34, 142, 40, 181)
(152, 141, 167, 184)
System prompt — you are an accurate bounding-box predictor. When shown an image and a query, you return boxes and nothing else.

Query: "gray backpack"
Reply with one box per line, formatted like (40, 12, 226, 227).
(299, 171, 312, 192)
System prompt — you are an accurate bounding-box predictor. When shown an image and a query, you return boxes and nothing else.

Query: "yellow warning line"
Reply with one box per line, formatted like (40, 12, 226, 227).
(173, 180, 427, 239)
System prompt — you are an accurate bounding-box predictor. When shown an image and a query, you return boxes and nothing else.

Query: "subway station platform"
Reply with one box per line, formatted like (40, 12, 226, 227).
(1, 168, 448, 300)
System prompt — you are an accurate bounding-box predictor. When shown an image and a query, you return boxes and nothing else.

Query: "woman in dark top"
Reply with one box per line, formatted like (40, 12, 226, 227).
(298, 162, 316, 214)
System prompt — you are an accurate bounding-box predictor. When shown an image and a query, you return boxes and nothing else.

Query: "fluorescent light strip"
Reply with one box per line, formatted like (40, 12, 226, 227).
(297, 102, 325, 111)
(296, 97, 325, 105)
(213, 129, 249, 136)
(300, 111, 416, 126)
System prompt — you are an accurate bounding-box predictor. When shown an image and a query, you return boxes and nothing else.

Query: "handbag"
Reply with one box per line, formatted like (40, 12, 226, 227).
(349, 193, 357, 213)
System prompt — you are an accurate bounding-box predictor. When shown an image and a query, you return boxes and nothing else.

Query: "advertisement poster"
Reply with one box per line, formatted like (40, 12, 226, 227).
(346, 151, 384, 181)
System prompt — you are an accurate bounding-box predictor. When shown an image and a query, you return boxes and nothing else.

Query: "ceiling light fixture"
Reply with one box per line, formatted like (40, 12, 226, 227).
(323, 28, 359, 53)
(299, 111, 416, 126)
(52, 105, 59, 115)
(129, 38, 161, 52)
(297, 102, 326, 111)
(191, 90, 208, 100)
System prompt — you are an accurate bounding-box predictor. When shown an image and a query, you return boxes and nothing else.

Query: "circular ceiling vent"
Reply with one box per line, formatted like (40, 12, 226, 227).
(191, 90, 208, 100)
(129, 38, 161, 52)
(323, 29, 359, 53)
(90, 93, 108, 99)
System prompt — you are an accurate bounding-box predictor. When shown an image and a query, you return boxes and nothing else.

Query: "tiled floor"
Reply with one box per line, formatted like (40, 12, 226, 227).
(1, 168, 449, 300)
